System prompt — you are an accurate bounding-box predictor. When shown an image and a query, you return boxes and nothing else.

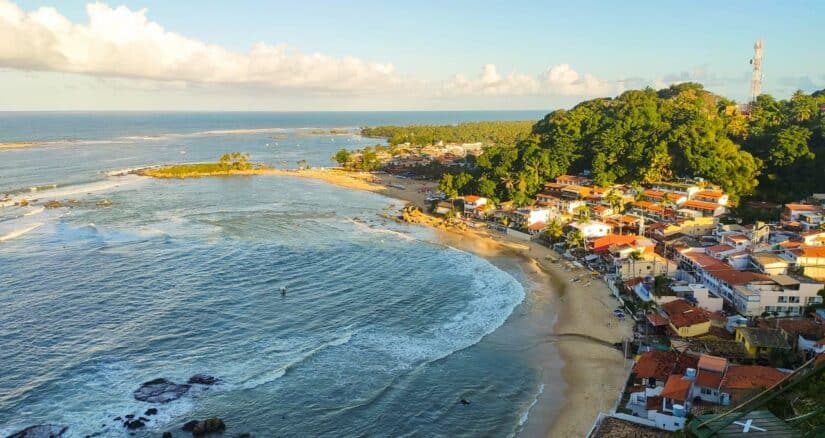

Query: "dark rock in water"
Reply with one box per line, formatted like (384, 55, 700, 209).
(234, 433, 253, 438)
(192, 417, 226, 436)
(133, 378, 191, 403)
(188, 374, 219, 385)
(145, 408, 158, 416)
(124, 420, 145, 430)
(139, 417, 149, 422)
(182, 420, 200, 432)
(162, 433, 173, 438)
(125, 414, 134, 419)
(460, 399, 470, 405)
(114, 417, 121, 421)
(8, 425, 69, 438)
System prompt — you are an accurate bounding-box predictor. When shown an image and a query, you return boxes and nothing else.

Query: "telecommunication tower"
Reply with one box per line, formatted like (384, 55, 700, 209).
(750, 39, 763, 103)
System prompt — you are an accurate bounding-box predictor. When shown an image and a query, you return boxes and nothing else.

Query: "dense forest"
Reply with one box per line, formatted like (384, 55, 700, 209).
(361, 120, 534, 146)
(438, 84, 825, 206)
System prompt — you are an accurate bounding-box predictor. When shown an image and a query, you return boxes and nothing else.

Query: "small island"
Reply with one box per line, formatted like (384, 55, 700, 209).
(140, 152, 268, 178)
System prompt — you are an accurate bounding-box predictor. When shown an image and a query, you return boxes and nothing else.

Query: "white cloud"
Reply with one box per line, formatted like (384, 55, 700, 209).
(0, 0, 402, 92)
(442, 63, 614, 97)
(0, 0, 615, 102)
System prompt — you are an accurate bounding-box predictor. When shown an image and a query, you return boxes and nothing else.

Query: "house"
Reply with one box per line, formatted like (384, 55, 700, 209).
(735, 327, 791, 357)
(657, 374, 693, 429)
(568, 221, 611, 239)
(661, 299, 711, 338)
(462, 195, 488, 213)
(591, 234, 653, 254)
(535, 192, 585, 214)
(644, 189, 687, 206)
(656, 217, 717, 239)
(649, 182, 701, 198)
(669, 283, 724, 313)
(782, 203, 825, 230)
(633, 351, 699, 388)
(614, 253, 678, 279)
(434, 200, 456, 216)
(732, 274, 824, 317)
(750, 252, 791, 276)
(555, 174, 592, 186)
(681, 200, 727, 217)
(591, 205, 614, 218)
(691, 355, 728, 404)
(783, 245, 825, 281)
(720, 365, 787, 405)
(799, 229, 825, 246)
(511, 207, 554, 228)
(693, 190, 729, 206)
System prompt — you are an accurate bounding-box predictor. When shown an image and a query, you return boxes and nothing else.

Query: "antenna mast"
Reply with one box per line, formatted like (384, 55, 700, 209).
(750, 39, 763, 103)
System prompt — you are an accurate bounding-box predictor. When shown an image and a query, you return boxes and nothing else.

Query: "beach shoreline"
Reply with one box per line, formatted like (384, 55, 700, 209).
(260, 168, 634, 437)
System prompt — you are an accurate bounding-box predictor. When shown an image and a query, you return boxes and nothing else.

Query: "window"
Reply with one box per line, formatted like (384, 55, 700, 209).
(789, 296, 800, 303)
(778, 296, 787, 303)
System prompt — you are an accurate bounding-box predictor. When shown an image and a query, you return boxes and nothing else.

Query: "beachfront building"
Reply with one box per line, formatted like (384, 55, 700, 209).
(679, 200, 727, 218)
(590, 234, 654, 255)
(614, 253, 678, 280)
(654, 217, 717, 240)
(462, 195, 488, 218)
(668, 283, 724, 313)
(567, 220, 611, 239)
(731, 274, 824, 317)
(735, 327, 791, 357)
(661, 299, 711, 338)
(510, 207, 554, 228)
(677, 249, 771, 305)
(800, 229, 825, 246)
(535, 183, 586, 215)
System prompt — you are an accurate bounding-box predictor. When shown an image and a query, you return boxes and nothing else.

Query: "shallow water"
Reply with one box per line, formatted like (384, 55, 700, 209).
(0, 112, 554, 437)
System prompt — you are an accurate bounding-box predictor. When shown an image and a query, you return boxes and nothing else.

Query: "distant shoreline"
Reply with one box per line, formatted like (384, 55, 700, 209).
(0, 142, 37, 149)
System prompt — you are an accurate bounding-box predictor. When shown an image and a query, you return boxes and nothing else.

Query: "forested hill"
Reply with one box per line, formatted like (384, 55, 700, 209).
(441, 83, 825, 205)
(360, 120, 534, 146)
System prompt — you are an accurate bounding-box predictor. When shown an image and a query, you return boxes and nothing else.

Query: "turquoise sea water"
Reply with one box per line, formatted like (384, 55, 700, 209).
(0, 112, 552, 437)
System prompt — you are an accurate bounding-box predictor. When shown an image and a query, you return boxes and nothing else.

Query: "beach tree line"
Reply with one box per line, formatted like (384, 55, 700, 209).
(437, 84, 825, 206)
(361, 120, 535, 146)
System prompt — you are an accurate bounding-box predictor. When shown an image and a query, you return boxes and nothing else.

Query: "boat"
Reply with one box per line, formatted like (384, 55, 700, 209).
(389, 183, 406, 189)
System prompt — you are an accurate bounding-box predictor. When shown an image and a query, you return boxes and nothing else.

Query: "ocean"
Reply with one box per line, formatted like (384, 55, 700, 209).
(0, 111, 558, 437)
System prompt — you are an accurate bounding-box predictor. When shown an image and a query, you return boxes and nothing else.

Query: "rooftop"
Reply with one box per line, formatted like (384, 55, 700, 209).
(785, 203, 824, 212)
(737, 327, 791, 349)
(662, 299, 711, 328)
(633, 351, 698, 383)
(684, 200, 722, 211)
(698, 354, 728, 373)
(695, 190, 725, 199)
(589, 416, 672, 438)
(706, 244, 735, 253)
(721, 365, 787, 390)
(661, 374, 692, 401)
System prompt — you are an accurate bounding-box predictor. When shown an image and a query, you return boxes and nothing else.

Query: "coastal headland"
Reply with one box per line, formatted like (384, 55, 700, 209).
(140, 165, 634, 437)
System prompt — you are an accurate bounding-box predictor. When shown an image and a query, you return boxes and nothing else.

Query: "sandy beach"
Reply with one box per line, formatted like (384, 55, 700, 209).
(0, 142, 37, 149)
(267, 168, 634, 437)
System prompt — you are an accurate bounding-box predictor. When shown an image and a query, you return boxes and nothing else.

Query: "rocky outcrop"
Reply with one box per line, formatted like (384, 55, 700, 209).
(145, 408, 158, 416)
(95, 200, 112, 207)
(133, 378, 191, 403)
(191, 418, 226, 436)
(44, 200, 63, 209)
(8, 424, 69, 438)
(187, 374, 219, 385)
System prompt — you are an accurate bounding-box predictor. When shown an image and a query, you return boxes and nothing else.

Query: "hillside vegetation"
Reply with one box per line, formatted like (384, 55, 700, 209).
(361, 120, 534, 146)
(439, 83, 825, 205)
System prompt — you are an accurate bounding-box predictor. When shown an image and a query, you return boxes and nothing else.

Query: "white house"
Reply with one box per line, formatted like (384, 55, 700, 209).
(732, 274, 824, 317)
(670, 283, 724, 313)
(462, 195, 488, 214)
(568, 220, 611, 239)
(513, 207, 554, 227)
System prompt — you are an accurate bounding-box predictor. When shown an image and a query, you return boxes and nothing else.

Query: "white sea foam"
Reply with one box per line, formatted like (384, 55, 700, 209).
(23, 206, 45, 216)
(0, 222, 43, 243)
(2, 176, 145, 209)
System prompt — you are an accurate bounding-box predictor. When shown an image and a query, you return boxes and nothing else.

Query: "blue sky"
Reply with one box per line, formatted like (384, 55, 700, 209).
(1, 0, 823, 110)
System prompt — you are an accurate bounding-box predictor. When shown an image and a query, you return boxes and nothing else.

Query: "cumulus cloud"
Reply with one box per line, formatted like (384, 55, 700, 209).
(0, 0, 401, 92)
(0, 0, 616, 101)
(442, 63, 614, 97)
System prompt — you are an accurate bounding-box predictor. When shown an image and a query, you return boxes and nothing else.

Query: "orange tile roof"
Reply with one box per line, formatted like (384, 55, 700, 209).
(543, 182, 564, 190)
(695, 370, 723, 389)
(779, 241, 803, 249)
(707, 244, 735, 253)
(683, 252, 728, 269)
(785, 203, 824, 212)
(683, 200, 721, 211)
(695, 190, 725, 199)
(643, 189, 666, 199)
(634, 200, 665, 213)
(711, 268, 769, 286)
(727, 235, 749, 242)
(647, 313, 669, 327)
(662, 299, 711, 328)
(646, 395, 663, 410)
(464, 195, 481, 202)
(800, 246, 825, 258)
(698, 354, 728, 373)
(592, 234, 639, 252)
(662, 375, 692, 402)
(528, 222, 546, 231)
(721, 366, 786, 390)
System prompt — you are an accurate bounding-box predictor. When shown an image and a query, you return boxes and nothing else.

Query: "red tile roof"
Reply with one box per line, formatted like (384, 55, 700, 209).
(710, 268, 769, 286)
(528, 222, 546, 231)
(785, 203, 824, 212)
(706, 244, 735, 253)
(662, 299, 711, 328)
(592, 234, 639, 252)
(646, 396, 663, 410)
(647, 313, 669, 327)
(633, 351, 699, 383)
(695, 370, 723, 389)
(661, 375, 692, 402)
(464, 195, 482, 202)
(721, 366, 786, 390)
(698, 354, 728, 373)
(800, 246, 825, 258)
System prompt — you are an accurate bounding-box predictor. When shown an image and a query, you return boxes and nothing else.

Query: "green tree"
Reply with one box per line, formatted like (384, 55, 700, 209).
(333, 148, 351, 166)
(768, 125, 814, 167)
(544, 218, 564, 242)
(567, 229, 586, 249)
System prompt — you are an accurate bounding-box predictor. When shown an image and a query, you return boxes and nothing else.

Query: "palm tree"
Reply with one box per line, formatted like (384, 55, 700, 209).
(544, 218, 564, 242)
(567, 229, 586, 250)
(605, 189, 624, 213)
(500, 174, 516, 194)
(575, 205, 591, 222)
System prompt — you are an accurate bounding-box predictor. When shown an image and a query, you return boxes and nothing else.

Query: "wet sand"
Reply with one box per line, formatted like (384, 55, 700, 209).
(269, 168, 635, 437)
